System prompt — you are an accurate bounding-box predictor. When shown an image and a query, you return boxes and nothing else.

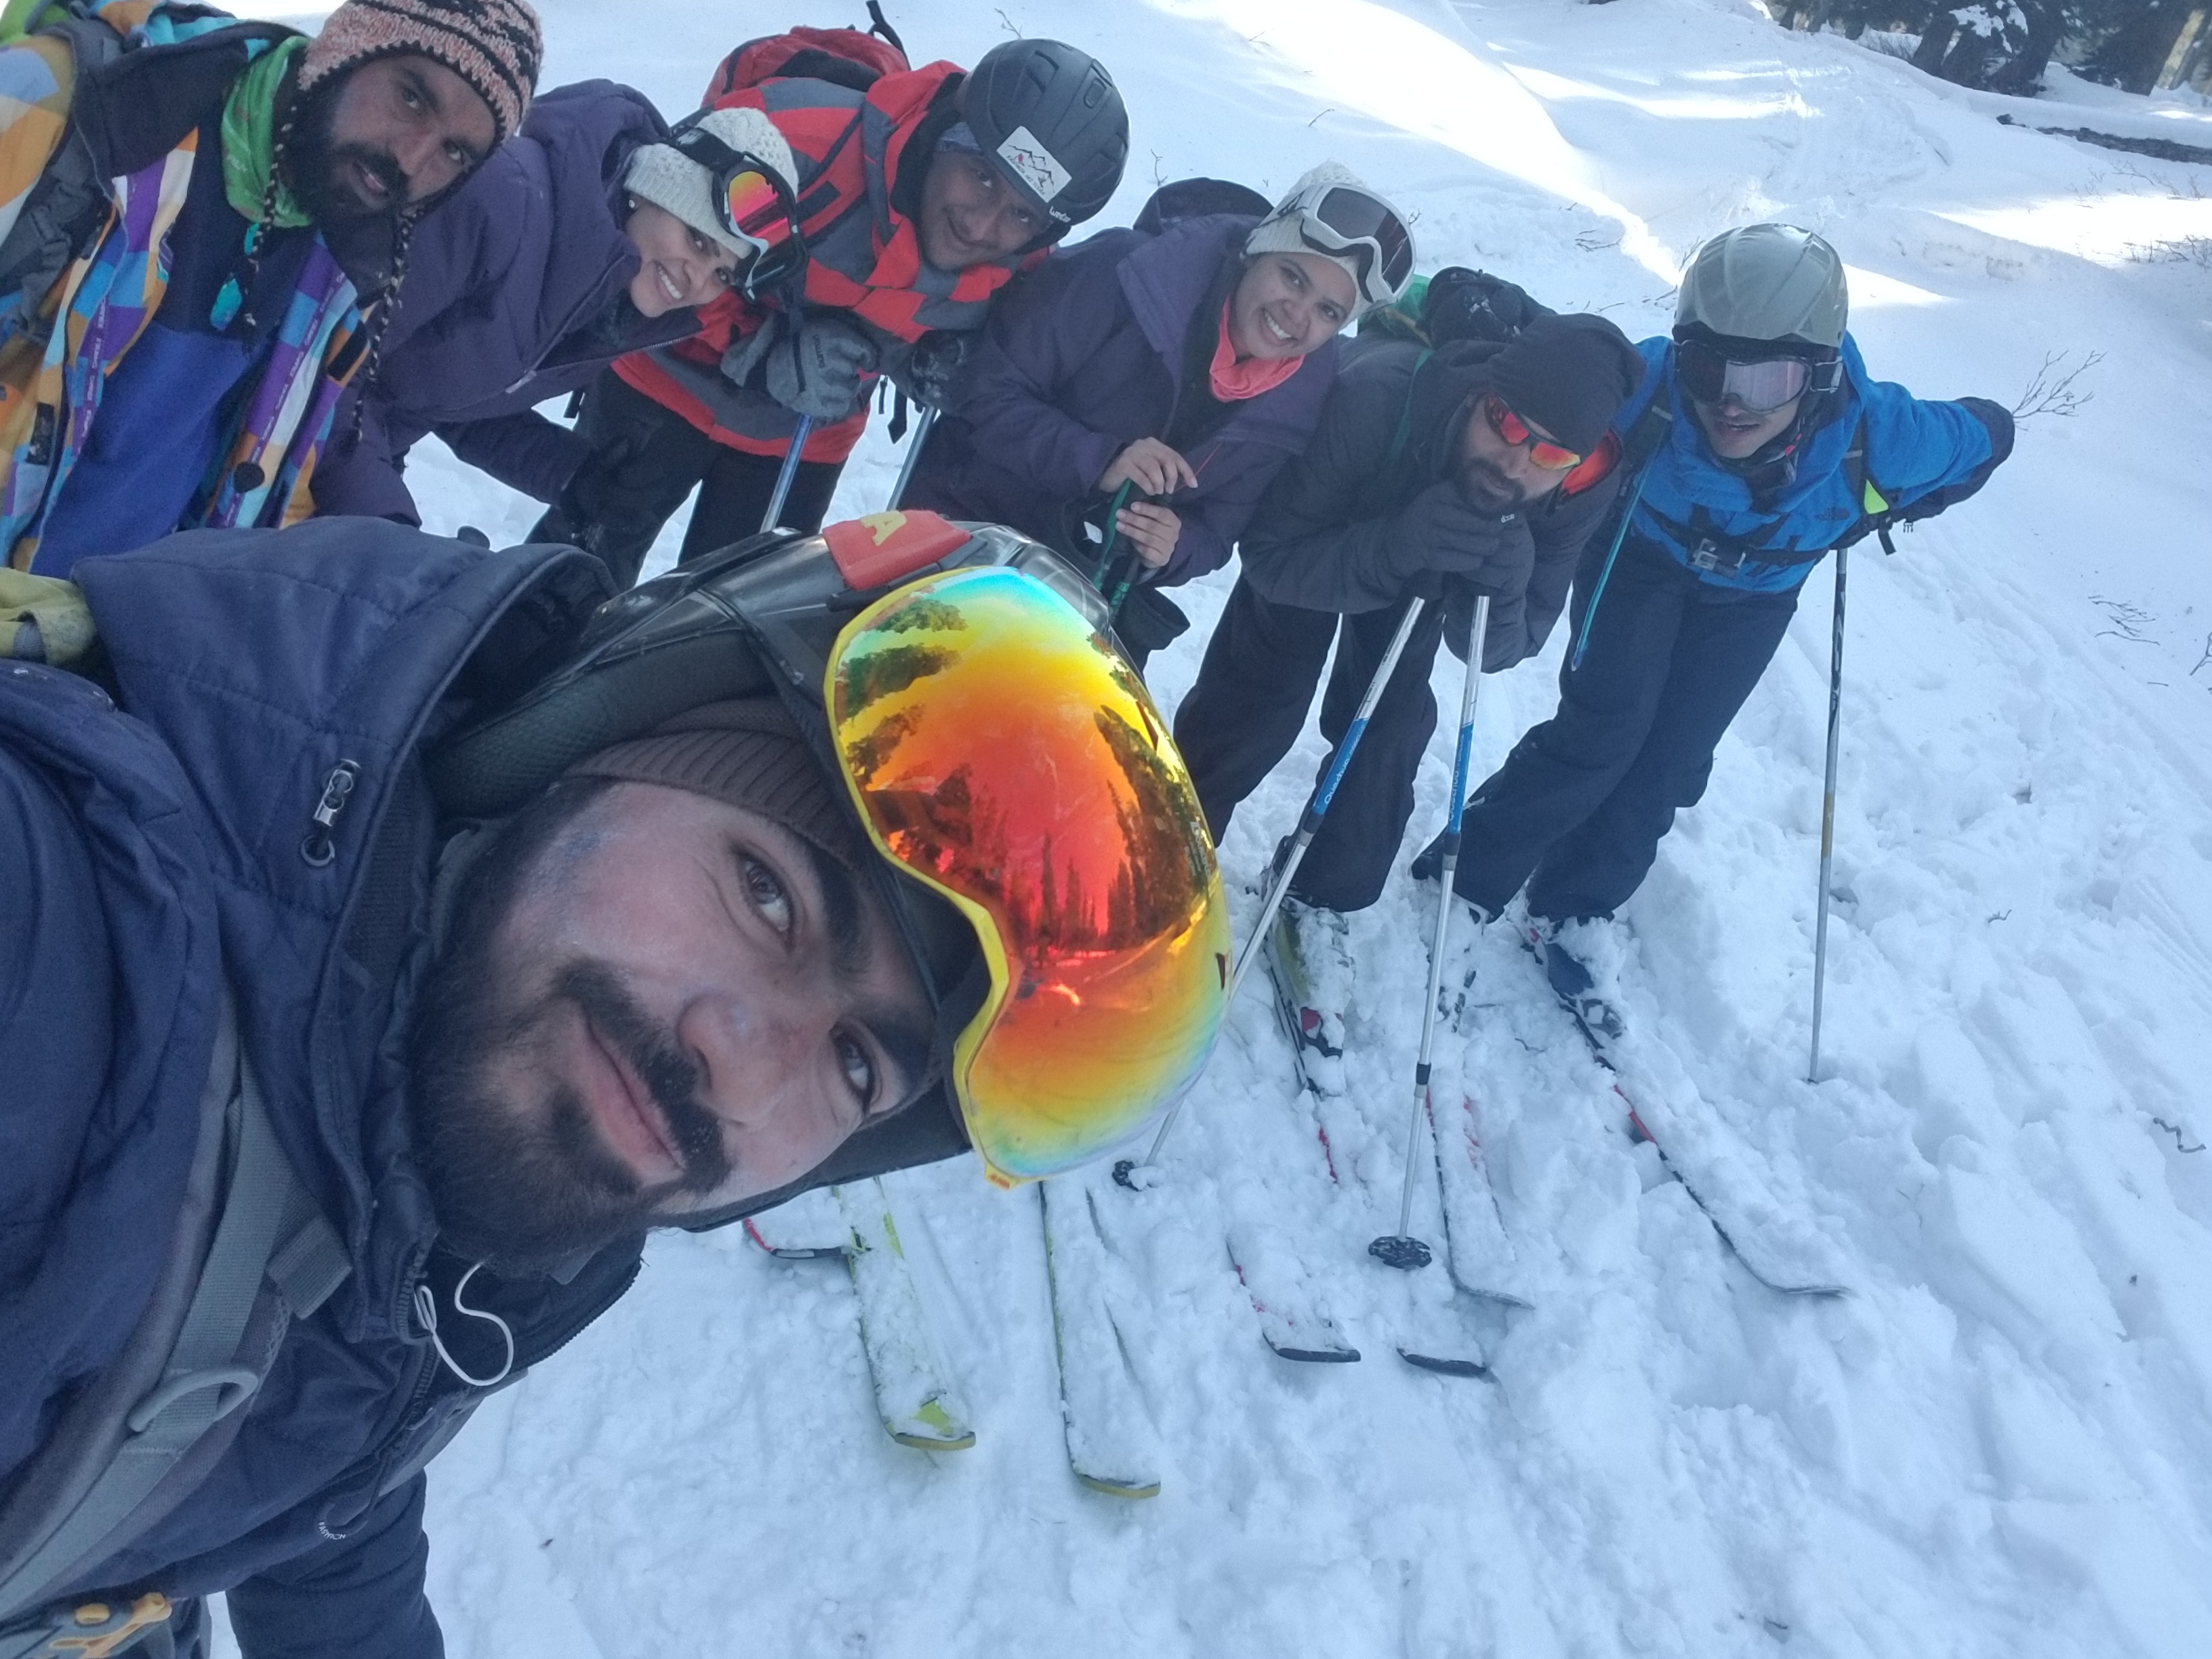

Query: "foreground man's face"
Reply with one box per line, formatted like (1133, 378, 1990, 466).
(412, 782, 934, 1269)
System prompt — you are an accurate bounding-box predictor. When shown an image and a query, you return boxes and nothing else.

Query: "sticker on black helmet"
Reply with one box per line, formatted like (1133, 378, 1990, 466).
(996, 125, 1071, 210)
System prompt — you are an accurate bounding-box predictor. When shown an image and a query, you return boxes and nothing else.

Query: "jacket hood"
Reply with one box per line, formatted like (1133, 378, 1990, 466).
(74, 523, 615, 1325)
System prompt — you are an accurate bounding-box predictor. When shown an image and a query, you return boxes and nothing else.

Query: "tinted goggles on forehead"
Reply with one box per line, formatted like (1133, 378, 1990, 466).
(1293, 185, 1414, 306)
(670, 123, 807, 299)
(1675, 337, 1834, 413)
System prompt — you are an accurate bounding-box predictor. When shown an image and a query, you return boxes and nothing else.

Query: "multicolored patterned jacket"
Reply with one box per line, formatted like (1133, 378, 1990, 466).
(0, 1, 363, 573)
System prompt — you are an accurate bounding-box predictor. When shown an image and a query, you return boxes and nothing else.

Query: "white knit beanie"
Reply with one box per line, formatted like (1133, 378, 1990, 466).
(1243, 161, 1408, 318)
(623, 107, 800, 261)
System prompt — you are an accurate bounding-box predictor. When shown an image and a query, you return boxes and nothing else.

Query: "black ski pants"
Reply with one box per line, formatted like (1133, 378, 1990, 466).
(1174, 574, 1448, 912)
(1451, 538, 1801, 923)
(540, 369, 844, 586)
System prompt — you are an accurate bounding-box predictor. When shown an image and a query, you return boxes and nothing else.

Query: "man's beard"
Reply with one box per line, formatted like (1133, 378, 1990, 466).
(283, 78, 409, 225)
(407, 785, 735, 1273)
(1460, 457, 1534, 512)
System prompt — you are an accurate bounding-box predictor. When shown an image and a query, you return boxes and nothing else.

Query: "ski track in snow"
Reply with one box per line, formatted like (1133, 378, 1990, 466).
(211, 1, 2212, 1654)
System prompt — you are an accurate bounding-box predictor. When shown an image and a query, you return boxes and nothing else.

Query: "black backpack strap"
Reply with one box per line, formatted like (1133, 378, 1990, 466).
(0, 987, 348, 1644)
(1380, 349, 1435, 474)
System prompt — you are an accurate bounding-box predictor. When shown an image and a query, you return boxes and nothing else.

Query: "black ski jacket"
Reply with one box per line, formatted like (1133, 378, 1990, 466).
(1237, 337, 1625, 669)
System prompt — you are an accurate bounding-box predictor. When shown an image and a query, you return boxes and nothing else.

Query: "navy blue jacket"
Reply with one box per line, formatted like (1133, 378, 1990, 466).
(1614, 333, 2011, 593)
(313, 81, 698, 523)
(1, 522, 630, 1658)
(903, 213, 1339, 588)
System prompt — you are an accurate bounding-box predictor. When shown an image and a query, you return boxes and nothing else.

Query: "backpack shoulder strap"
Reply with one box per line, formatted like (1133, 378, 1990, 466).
(1380, 348, 1434, 474)
(0, 986, 349, 1637)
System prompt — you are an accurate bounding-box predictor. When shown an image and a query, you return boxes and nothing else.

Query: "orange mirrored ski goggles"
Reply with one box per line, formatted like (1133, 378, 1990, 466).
(1483, 394, 1583, 472)
(825, 565, 1232, 1185)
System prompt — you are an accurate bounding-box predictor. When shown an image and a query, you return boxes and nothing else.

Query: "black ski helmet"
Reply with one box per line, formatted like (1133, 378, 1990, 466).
(960, 39, 1128, 234)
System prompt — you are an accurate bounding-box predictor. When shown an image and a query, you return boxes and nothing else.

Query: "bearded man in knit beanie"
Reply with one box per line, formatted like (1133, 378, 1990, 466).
(0, 0, 539, 578)
(1172, 308, 1640, 1088)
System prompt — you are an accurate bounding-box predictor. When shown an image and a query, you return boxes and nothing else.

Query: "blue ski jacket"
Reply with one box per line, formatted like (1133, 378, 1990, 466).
(0, 521, 630, 1659)
(1612, 333, 2011, 594)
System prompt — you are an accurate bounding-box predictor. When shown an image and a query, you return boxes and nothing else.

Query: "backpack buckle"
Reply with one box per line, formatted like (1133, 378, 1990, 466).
(1685, 537, 1744, 575)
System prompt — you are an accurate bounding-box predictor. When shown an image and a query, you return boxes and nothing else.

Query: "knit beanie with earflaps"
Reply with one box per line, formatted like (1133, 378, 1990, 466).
(298, 0, 545, 148)
(622, 108, 800, 264)
(560, 698, 870, 871)
(1481, 312, 1643, 459)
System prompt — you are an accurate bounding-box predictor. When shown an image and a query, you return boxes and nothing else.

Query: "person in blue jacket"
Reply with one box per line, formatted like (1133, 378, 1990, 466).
(1418, 224, 2014, 1032)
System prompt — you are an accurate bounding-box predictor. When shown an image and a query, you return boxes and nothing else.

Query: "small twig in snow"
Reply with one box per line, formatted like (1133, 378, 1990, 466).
(994, 9, 1020, 37)
(2013, 349, 2102, 421)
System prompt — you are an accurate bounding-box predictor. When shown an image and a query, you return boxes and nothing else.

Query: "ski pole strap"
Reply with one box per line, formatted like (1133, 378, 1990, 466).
(1090, 481, 1132, 588)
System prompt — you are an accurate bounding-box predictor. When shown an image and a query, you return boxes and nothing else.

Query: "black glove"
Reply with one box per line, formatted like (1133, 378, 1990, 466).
(892, 328, 973, 410)
(1387, 480, 1527, 597)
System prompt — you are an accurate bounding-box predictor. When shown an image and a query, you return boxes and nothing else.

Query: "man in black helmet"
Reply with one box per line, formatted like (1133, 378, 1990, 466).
(535, 37, 1132, 577)
(1414, 224, 2014, 1038)
(0, 509, 1217, 1657)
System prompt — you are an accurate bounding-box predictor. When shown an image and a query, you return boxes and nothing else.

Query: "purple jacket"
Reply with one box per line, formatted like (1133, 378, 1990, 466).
(903, 214, 1339, 587)
(312, 81, 697, 523)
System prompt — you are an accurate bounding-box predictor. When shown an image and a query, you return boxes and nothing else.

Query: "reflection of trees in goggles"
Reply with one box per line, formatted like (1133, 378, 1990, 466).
(1677, 340, 1814, 413)
(828, 569, 1230, 1185)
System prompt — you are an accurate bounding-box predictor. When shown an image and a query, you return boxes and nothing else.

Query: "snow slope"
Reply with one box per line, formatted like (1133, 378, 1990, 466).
(226, 1, 2212, 1654)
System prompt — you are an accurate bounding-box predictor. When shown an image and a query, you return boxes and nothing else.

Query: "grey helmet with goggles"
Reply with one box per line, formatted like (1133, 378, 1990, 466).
(624, 106, 806, 302)
(1243, 162, 1415, 318)
(1672, 223, 1848, 410)
(426, 512, 1230, 1221)
(960, 38, 1130, 236)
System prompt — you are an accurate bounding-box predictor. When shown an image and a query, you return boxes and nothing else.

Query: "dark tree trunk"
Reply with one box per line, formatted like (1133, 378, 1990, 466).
(1912, 12, 1959, 69)
(1988, 0, 2066, 91)
(2081, 0, 2198, 93)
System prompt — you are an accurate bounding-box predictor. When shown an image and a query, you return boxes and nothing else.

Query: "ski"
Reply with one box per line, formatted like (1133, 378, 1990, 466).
(741, 1186, 848, 1259)
(1517, 933, 1851, 1298)
(835, 1183, 978, 1450)
(1039, 1174, 1163, 1498)
(1226, 1218, 1363, 1363)
(1427, 1090, 1533, 1310)
(747, 1183, 977, 1450)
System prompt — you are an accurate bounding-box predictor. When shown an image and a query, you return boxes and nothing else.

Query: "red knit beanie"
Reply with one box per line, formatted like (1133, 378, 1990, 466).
(298, 0, 544, 148)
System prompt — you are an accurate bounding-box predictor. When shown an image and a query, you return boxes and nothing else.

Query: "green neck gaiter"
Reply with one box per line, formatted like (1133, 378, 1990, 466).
(220, 38, 311, 231)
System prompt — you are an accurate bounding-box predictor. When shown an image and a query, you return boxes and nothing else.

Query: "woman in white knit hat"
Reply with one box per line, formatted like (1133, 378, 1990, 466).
(314, 89, 804, 533)
(903, 161, 1413, 668)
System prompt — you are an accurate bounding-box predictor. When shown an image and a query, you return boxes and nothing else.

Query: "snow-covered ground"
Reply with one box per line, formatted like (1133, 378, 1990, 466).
(227, 1, 2212, 1654)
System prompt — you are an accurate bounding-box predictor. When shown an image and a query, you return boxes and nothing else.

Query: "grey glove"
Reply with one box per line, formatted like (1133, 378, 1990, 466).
(767, 314, 879, 422)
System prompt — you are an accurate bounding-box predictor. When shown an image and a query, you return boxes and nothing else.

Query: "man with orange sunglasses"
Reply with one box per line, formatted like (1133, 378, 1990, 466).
(1173, 312, 1640, 1081)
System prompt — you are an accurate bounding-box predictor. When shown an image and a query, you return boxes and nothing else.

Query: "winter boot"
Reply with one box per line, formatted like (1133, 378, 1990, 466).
(1263, 895, 1356, 1097)
(1526, 915, 1627, 1045)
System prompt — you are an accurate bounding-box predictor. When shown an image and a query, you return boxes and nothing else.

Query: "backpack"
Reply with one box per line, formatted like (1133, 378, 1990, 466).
(1359, 266, 1555, 350)
(700, 3, 909, 104)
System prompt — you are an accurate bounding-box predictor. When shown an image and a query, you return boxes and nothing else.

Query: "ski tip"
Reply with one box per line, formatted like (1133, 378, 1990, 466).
(1076, 1472, 1162, 1500)
(1397, 1347, 1492, 1380)
(1263, 1338, 1361, 1364)
(888, 1426, 977, 1452)
(770, 1244, 851, 1261)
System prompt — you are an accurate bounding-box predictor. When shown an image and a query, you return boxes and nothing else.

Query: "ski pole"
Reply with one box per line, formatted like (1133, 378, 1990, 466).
(884, 403, 939, 512)
(1118, 594, 1434, 1184)
(1807, 541, 1848, 1082)
(760, 413, 817, 535)
(1372, 592, 1490, 1271)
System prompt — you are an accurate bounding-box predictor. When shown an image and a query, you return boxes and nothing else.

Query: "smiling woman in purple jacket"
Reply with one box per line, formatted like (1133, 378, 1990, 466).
(312, 86, 802, 527)
(903, 163, 1414, 663)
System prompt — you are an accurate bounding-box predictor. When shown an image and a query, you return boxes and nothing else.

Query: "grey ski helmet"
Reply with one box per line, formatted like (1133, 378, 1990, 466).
(962, 39, 1129, 234)
(1674, 224, 1847, 354)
